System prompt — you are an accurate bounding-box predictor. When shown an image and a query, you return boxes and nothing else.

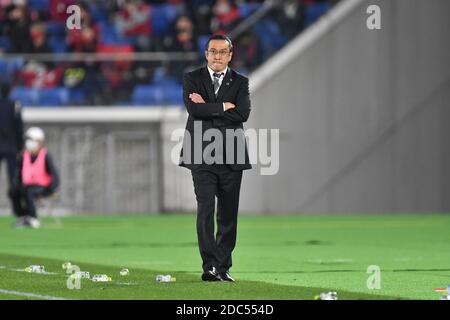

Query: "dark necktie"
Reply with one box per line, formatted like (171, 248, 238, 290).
(213, 72, 223, 97)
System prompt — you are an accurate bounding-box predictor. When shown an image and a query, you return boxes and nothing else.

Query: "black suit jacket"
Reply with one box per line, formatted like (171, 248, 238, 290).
(179, 66, 252, 171)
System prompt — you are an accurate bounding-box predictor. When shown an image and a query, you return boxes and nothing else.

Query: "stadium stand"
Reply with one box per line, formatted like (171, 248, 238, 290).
(0, 0, 339, 106)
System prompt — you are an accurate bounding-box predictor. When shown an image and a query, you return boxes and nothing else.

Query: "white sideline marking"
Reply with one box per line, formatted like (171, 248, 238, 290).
(0, 289, 69, 300)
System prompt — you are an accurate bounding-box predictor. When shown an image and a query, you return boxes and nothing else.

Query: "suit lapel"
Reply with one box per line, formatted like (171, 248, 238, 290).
(200, 67, 216, 102)
(215, 68, 233, 102)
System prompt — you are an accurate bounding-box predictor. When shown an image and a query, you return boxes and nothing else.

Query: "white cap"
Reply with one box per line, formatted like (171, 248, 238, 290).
(25, 127, 45, 142)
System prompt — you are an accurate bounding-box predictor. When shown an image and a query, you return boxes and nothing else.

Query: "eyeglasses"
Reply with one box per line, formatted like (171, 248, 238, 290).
(207, 49, 230, 57)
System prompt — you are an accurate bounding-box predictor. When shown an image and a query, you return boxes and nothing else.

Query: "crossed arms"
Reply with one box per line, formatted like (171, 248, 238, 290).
(183, 73, 251, 124)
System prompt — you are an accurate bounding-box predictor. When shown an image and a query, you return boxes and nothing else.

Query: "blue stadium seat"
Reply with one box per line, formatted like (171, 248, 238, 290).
(48, 35, 68, 53)
(132, 85, 165, 106)
(9, 87, 40, 106)
(98, 21, 134, 45)
(0, 36, 11, 51)
(152, 66, 179, 86)
(68, 88, 86, 105)
(99, 22, 116, 44)
(89, 4, 109, 23)
(254, 19, 287, 58)
(151, 5, 179, 37)
(46, 22, 66, 37)
(152, 66, 167, 82)
(162, 83, 183, 106)
(0, 58, 25, 82)
(305, 3, 331, 27)
(197, 35, 209, 56)
(0, 60, 9, 80)
(28, 0, 50, 12)
(0, 58, 25, 74)
(132, 83, 182, 106)
(38, 87, 70, 106)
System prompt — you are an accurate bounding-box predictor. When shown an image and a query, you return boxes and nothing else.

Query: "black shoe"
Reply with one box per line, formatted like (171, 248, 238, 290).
(201, 267, 221, 281)
(219, 271, 235, 282)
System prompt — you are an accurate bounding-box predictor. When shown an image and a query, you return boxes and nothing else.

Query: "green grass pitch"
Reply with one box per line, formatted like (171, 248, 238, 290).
(0, 214, 449, 300)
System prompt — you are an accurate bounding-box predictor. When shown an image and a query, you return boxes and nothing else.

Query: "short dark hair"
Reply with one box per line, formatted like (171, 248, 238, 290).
(205, 34, 233, 52)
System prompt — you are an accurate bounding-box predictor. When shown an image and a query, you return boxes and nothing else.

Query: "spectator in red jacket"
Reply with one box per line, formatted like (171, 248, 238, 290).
(50, 0, 76, 22)
(67, 2, 99, 52)
(115, 0, 152, 51)
(210, 0, 241, 34)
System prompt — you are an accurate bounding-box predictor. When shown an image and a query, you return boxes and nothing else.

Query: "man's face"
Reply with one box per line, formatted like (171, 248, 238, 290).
(205, 39, 233, 72)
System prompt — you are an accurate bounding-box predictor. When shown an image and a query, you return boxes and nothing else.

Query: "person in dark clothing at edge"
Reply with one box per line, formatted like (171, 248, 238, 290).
(9, 127, 60, 228)
(0, 84, 24, 218)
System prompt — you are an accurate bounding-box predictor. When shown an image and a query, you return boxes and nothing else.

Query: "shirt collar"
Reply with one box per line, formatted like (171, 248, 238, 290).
(207, 65, 228, 79)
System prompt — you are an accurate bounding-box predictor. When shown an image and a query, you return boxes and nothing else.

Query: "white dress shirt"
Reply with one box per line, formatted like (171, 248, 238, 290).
(207, 66, 228, 111)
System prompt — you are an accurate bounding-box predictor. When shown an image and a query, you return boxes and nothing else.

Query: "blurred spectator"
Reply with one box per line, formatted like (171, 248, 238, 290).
(30, 22, 52, 53)
(4, 1, 32, 53)
(96, 43, 135, 103)
(270, 0, 305, 39)
(164, 15, 196, 52)
(50, 0, 76, 22)
(115, 0, 152, 51)
(210, 0, 242, 34)
(0, 1, 11, 43)
(67, 2, 99, 52)
(231, 28, 261, 75)
(0, 0, 340, 105)
(164, 14, 198, 78)
(185, 0, 214, 36)
(16, 60, 65, 88)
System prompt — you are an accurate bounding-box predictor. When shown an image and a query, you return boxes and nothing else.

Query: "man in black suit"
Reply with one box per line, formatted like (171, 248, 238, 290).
(0, 84, 24, 217)
(179, 34, 252, 282)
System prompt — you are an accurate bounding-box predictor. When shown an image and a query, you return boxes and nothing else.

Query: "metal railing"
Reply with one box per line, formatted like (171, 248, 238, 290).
(0, 125, 161, 215)
(0, 51, 199, 62)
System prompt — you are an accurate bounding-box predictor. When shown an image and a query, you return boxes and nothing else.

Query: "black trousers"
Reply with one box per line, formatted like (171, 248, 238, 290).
(9, 185, 53, 218)
(191, 165, 243, 273)
(0, 152, 17, 187)
(0, 152, 18, 213)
